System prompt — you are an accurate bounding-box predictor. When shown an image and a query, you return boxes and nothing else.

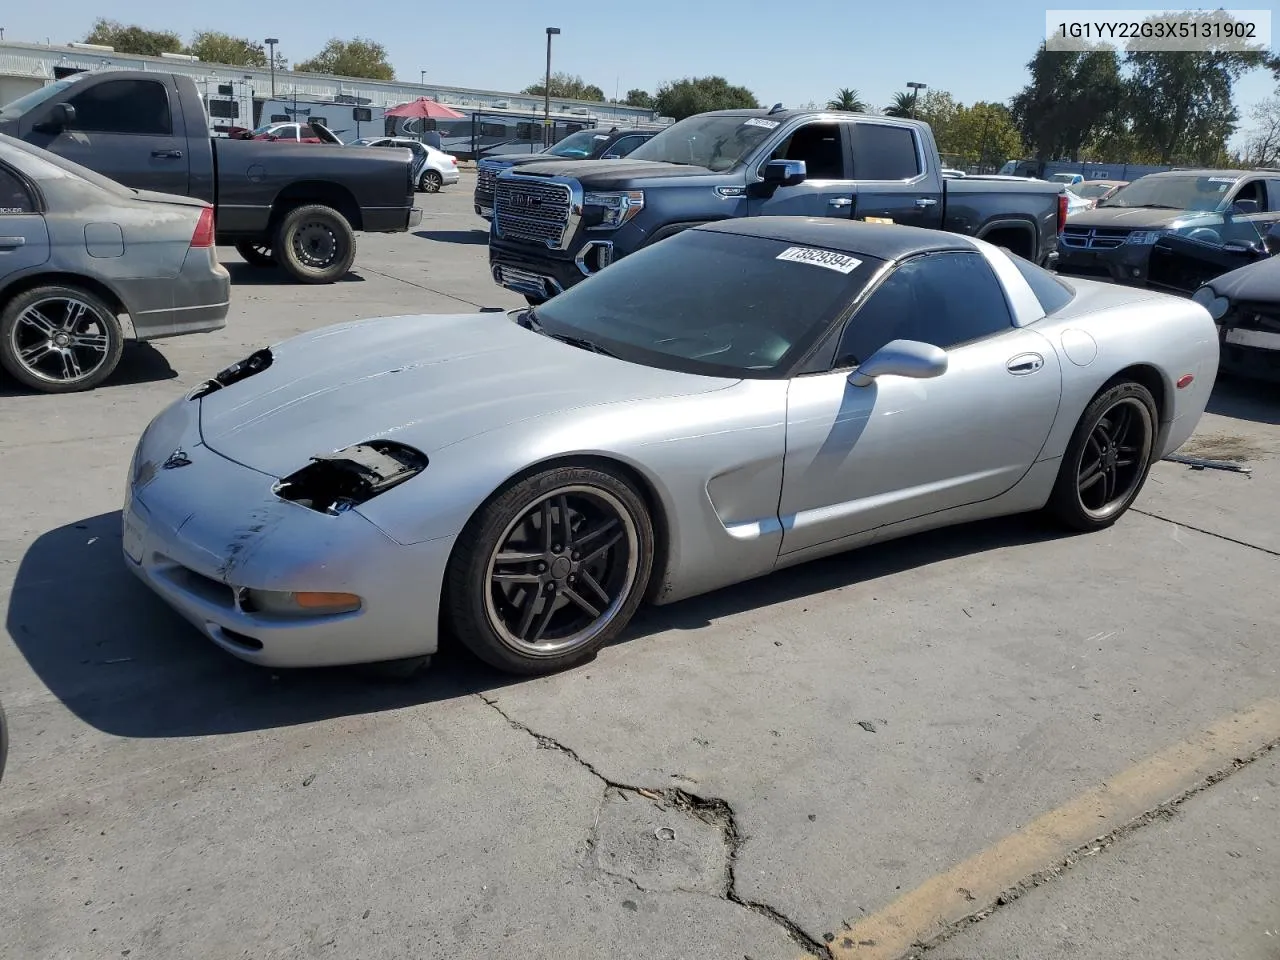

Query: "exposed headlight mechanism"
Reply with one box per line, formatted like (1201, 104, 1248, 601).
(1191, 284, 1230, 321)
(190, 347, 274, 399)
(583, 190, 644, 230)
(273, 439, 428, 515)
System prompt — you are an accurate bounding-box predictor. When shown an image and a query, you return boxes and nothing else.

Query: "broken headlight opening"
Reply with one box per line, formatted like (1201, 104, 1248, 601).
(189, 348, 274, 400)
(273, 440, 428, 515)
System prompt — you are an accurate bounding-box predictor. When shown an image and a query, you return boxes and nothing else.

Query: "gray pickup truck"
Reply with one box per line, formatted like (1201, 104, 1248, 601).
(0, 71, 420, 283)
(488, 107, 1067, 303)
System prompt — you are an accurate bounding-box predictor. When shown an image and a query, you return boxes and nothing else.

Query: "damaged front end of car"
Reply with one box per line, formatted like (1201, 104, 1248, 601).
(273, 440, 429, 515)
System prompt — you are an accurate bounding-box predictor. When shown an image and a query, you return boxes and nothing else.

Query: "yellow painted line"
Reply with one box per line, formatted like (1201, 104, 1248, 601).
(820, 698, 1280, 960)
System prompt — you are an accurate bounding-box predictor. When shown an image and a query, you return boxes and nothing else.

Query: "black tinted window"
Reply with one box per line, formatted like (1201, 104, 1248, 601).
(607, 135, 647, 157)
(853, 123, 920, 180)
(0, 166, 36, 213)
(67, 79, 172, 135)
(530, 230, 884, 379)
(1007, 253, 1074, 315)
(836, 251, 1012, 366)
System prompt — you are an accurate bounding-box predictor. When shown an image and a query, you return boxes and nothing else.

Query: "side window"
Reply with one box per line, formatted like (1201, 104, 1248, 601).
(1266, 179, 1280, 213)
(852, 123, 921, 180)
(608, 136, 646, 157)
(767, 122, 846, 180)
(1232, 179, 1264, 211)
(298, 125, 316, 139)
(835, 252, 1013, 367)
(0, 166, 37, 214)
(66, 79, 172, 136)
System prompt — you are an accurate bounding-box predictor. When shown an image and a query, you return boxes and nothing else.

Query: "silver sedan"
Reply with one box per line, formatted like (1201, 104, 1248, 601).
(122, 218, 1218, 676)
(0, 133, 230, 393)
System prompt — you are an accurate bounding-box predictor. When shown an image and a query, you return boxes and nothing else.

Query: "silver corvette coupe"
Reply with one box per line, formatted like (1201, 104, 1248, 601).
(122, 218, 1219, 675)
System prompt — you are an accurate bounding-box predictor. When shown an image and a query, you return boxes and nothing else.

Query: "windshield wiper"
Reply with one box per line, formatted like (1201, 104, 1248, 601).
(518, 310, 618, 358)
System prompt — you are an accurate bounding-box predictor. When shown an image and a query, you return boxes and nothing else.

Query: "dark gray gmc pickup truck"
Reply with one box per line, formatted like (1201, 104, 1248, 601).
(489, 107, 1067, 303)
(0, 71, 420, 283)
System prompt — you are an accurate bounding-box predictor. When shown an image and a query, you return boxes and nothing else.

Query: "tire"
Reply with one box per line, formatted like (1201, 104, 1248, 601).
(1046, 379, 1159, 532)
(420, 170, 443, 193)
(445, 465, 655, 675)
(273, 204, 357, 284)
(0, 285, 124, 393)
(234, 239, 277, 267)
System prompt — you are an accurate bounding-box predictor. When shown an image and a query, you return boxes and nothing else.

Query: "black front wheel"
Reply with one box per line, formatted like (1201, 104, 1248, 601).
(445, 465, 655, 675)
(1047, 379, 1158, 531)
(273, 204, 357, 284)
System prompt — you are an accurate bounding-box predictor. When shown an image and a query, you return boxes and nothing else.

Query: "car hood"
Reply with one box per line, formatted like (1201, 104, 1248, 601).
(1066, 206, 1203, 230)
(509, 158, 718, 189)
(481, 153, 552, 167)
(1210, 256, 1280, 302)
(197, 312, 736, 478)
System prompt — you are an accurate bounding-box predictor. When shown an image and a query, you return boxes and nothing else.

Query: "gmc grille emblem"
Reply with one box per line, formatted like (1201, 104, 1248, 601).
(510, 194, 541, 209)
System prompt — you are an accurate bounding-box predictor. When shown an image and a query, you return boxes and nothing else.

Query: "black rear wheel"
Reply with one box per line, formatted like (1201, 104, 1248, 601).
(1046, 379, 1158, 531)
(234, 240, 276, 268)
(420, 170, 443, 193)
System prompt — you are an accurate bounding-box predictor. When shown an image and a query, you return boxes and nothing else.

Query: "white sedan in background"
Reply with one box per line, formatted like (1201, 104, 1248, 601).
(352, 136, 460, 193)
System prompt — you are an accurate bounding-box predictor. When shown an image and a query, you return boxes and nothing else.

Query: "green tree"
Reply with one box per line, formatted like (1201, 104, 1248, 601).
(653, 75, 758, 120)
(624, 88, 654, 108)
(522, 72, 606, 102)
(83, 19, 184, 57)
(826, 88, 867, 112)
(189, 31, 268, 67)
(914, 90, 960, 143)
(294, 38, 394, 81)
(1123, 12, 1267, 164)
(882, 91, 917, 117)
(1010, 43, 1124, 161)
(939, 101, 1024, 168)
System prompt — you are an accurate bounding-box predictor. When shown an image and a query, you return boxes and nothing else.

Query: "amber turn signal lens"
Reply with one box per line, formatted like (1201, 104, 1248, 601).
(293, 591, 361, 610)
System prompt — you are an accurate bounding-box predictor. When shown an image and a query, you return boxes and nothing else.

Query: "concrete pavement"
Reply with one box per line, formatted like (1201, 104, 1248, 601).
(2, 172, 1278, 959)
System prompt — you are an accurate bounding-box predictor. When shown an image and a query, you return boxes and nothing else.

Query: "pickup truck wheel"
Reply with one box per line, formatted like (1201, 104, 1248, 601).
(0, 285, 124, 394)
(420, 170, 443, 193)
(274, 204, 356, 284)
(233, 240, 277, 268)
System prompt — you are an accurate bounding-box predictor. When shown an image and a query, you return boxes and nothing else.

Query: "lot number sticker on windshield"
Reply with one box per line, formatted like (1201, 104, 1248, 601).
(1207, 177, 1238, 183)
(775, 246, 863, 273)
(742, 118, 780, 129)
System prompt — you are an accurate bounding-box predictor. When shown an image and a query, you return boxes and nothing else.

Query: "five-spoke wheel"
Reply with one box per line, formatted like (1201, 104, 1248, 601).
(1049, 379, 1157, 531)
(447, 466, 654, 674)
(0, 285, 124, 393)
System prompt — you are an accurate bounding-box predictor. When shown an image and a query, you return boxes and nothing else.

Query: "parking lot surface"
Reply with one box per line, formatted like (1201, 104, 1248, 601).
(3, 172, 1279, 959)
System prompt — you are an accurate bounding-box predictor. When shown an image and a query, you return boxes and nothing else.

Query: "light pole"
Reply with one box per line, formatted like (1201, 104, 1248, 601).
(906, 81, 927, 119)
(420, 70, 426, 85)
(265, 38, 279, 98)
(543, 27, 560, 148)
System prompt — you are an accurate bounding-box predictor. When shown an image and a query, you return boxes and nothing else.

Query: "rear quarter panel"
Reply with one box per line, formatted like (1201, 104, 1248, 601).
(211, 139, 413, 235)
(1037, 282, 1219, 460)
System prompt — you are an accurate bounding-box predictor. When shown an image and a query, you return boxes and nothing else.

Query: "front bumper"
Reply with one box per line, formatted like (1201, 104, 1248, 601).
(123, 251, 230, 341)
(1218, 316, 1280, 383)
(122, 400, 454, 668)
(489, 239, 588, 300)
(1054, 243, 1153, 284)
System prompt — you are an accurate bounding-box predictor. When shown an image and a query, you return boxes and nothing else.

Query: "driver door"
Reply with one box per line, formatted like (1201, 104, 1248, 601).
(778, 250, 1062, 557)
(747, 120, 856, 218)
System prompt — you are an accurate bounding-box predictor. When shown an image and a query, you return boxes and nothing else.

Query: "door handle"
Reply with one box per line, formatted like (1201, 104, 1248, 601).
(1006, 353, 1044, 375)
(151, 149, 184, 159)
(0, 236, 26, 249)
(828, 198, 853, 208)
(915, 197, 938, 207)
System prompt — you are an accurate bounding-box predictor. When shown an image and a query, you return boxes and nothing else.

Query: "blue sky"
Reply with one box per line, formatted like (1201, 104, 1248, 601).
(3, 0, 1276, 142)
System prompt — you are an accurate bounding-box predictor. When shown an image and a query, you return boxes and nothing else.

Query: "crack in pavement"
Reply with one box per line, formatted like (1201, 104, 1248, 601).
(355, 264, 491, 309)
(476, 693, 832, 959)
(1133, 508, 1280, 558)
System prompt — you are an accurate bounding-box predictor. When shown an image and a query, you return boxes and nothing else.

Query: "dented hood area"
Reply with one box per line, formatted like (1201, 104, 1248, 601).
(196, 311, 734, 478)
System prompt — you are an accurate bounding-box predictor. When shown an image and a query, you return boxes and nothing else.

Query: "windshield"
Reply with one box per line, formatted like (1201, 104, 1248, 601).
(0, 77, 83, 119)
(1075, 182, 1119, 199)
(626, 114, 778, 171)
(524, 229, 883, 378)
(1100, 175, 1238, 211)
(546, 130, 609, 158)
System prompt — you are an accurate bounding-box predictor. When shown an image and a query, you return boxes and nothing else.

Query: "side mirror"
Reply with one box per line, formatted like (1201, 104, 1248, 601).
(848, 339, 948, 387)
(1229, 199, 1260, 217)
(762, 159, 807, 187)
(35, 101, 75, 133)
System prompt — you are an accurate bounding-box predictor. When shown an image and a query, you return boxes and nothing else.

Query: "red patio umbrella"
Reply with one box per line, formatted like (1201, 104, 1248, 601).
(384, 97, 465, 120)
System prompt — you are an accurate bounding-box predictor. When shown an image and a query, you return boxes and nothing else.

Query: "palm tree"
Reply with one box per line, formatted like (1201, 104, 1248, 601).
(883, 91, 917, 117)
(826, 87, 867, 112)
